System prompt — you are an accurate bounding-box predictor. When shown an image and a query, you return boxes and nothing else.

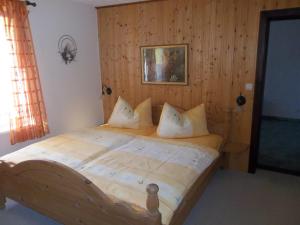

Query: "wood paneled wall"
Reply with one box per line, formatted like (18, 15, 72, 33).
(97, 0, 300, 171)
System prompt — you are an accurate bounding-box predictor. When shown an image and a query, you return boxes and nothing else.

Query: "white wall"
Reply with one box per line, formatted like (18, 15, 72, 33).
(0, 0, 103, 156)
(263, 19, 300, 119)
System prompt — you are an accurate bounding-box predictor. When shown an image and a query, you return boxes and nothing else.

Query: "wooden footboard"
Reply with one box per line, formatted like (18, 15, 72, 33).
(0, 160, 162, 225)
(0, 189, 5, 209)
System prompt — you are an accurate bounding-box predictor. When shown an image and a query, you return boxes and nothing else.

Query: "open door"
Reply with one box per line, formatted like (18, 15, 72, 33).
(249, 7, 300, 176)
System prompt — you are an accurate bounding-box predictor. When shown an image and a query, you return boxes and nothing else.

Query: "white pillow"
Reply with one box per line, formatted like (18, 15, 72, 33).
(157, 103, 209, 138)
(108, 97, 153, 129)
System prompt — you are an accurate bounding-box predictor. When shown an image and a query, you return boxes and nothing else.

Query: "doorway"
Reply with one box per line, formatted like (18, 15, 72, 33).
(249, 8, 300, 176)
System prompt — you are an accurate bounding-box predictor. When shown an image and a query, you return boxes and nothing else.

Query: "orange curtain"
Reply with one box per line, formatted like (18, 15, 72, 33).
(0, 0, 49, 144)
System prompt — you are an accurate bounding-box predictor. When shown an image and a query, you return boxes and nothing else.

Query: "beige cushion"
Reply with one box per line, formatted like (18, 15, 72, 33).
(108, 97, 153, 129)
(157, 103, 209, 138)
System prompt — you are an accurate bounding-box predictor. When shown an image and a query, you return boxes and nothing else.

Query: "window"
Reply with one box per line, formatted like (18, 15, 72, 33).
(0, 16, 13, 132)
(0, 16, 36, 133)
(0, 0, 48, 145)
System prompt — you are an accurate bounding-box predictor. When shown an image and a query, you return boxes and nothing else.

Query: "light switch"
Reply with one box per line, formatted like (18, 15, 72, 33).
(245, 83, 253, 91)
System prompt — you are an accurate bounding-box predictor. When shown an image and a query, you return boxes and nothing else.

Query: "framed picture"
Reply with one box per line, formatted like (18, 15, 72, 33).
(141, 44, 188, 85)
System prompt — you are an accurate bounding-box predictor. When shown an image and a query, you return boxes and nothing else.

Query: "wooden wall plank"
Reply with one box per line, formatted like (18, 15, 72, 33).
(98, 0, 300, 171)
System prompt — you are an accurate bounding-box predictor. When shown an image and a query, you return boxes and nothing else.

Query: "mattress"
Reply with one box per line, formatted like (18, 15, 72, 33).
(1, 125, 222, 224)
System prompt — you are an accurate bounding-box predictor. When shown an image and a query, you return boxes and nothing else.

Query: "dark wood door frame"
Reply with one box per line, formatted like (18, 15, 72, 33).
(249, 7, 300, 173)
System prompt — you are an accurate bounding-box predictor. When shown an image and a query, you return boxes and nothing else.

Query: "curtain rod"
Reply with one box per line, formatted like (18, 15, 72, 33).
(25, 1, 36, 7)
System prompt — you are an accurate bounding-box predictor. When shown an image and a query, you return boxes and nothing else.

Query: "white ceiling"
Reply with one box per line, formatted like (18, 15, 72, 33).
(70, 0, 149, 7)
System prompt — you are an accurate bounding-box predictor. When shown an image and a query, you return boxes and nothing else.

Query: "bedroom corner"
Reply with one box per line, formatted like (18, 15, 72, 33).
(0, 0, 104, 157)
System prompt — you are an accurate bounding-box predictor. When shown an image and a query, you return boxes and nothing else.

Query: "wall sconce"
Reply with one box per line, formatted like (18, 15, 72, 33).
(102, 85, 112, 96)
(236, 94, 246, 106)
(25, 1, 37, 7)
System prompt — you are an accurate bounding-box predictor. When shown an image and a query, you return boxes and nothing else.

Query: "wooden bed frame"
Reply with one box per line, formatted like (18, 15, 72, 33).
(0, 105, 223, 225)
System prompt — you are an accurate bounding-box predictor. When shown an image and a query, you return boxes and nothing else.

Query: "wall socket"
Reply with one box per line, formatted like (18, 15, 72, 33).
(245, 83, 253, 91)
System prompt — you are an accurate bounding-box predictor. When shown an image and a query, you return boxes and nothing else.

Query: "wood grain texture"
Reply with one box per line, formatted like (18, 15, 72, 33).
(0, 192, 5, 209)
(0, 166, 6, 209)
(0, 160, 162, 225)
(98, 0, 300, 171)
(0, 156, 221, 225)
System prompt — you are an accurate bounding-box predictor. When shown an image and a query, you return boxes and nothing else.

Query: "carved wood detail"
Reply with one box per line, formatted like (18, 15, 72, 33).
(0, 160, 162, 225)
(0, 156, 221, 225)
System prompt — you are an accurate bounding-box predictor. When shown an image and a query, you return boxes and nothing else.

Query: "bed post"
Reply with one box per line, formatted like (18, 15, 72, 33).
(0, 164, 6, 210)
(146, 183, 162, 225)
(0, 185, 6, 210)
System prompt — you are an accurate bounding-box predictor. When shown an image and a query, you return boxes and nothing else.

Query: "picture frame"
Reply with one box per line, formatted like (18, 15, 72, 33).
(141, 44, 188, 85)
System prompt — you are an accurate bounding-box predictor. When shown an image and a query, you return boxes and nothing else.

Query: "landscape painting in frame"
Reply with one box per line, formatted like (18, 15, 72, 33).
(141, 44, 188, 85)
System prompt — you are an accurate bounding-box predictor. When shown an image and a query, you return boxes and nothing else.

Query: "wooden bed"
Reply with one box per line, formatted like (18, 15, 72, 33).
(0, 105, 224, 225)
